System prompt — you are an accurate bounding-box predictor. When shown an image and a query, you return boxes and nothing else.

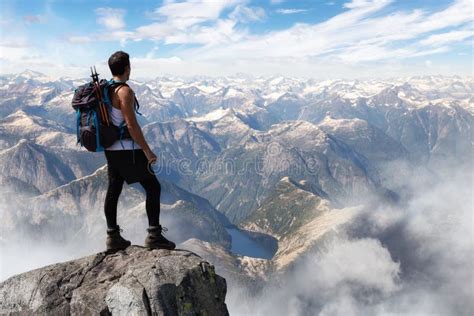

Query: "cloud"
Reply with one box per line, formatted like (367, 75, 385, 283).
(129, 55, 218, 78)
(343, 0, 386, 9)
(415, 0, 473, 33)
(165, 19, 245, 45)
(0, 38, 30, 48)
(176, 0, 472, 68)
(420, 29, 473, 46)
(150, 0, 243, 28)
(308, 238, 401, 294)
(0, 42, 44, 63)
(0, 35, 101, 78)
(69, 0, 473, 68)
(178, 0, 394, 61)
(95, 7, 126, 30)
(227, 159, 474, 315)
(128, 0, 249, 46)
(67, 1, 258, 47)
(229, 5, 266, 23)
(275, 8, 309, 14)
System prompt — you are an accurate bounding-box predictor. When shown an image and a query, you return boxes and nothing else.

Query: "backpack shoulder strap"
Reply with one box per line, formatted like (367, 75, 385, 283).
(114, 84, 126, 94)
(105, 79, 142, 115)
(103, 79, 127, 108)
(108, 80, 130, 97)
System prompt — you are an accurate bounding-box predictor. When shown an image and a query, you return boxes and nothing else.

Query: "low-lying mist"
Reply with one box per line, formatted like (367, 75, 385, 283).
(226, 160, 473, 315)
(0, 199, 184, 282)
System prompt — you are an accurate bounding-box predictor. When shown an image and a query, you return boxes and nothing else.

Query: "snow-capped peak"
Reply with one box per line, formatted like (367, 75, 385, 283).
(185, 107, 235, 122)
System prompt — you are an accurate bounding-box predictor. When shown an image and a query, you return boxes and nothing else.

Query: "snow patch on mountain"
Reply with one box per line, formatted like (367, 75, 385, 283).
(185, 107, 232, 122)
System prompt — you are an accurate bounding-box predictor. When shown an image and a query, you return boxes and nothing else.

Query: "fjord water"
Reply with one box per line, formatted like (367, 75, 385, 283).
(225, 227, 274, 259)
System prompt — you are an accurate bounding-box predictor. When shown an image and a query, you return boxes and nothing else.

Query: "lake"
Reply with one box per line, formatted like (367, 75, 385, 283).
(225, 227, 274, 259)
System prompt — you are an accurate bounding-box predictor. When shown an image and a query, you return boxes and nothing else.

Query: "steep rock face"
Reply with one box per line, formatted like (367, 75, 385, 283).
(384, 103, 473, 164)
(202, 120, 380, 223)
(0, 139, 76, 193)
(242, 177, 333, 240)
(242, 177, 359, 271)
(318, 116, 408, 164)
(0, 246, 229, 315)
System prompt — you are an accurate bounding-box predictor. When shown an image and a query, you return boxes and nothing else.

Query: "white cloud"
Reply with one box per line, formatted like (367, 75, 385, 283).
(95, 7, 126, 30)
(276, 8, 309, 14)
(151, 0, 244, 29)
(165, 18, 246, 45)
(127, 0, 249, 46)
(0, 38, 30, 48)
(129, 55, 218, 78)
(415, 0, 473, 33)
(0, 46, 35, 63)
(420, 29, 473, 46)
(343, 0, 386, 9)
(309, 238, 400, 294)
(0, 36, 101, 78)
(179, 0, 394, 61)
(175, 0, 472, 69)
(229, 5, 266, 23)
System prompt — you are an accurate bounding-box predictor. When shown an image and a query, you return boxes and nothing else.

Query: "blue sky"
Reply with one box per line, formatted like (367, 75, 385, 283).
(0, 0, 472, 79)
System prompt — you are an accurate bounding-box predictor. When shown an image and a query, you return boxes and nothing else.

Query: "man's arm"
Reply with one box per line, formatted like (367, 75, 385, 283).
(118, 87, 157, 163)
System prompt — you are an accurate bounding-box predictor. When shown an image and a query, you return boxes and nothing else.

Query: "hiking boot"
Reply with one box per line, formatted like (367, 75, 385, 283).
(144, 225, 176, 250)
(106, 226, 131, 251)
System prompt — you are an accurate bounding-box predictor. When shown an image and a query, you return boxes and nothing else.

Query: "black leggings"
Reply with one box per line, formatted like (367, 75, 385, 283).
(104, 173, 161, 229)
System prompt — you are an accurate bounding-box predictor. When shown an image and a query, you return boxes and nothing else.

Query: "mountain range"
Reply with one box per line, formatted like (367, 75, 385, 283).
(0, 71, 472, 289)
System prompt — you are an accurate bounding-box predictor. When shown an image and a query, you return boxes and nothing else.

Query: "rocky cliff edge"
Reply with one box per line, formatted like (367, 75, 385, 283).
(0, 246, 229, 315)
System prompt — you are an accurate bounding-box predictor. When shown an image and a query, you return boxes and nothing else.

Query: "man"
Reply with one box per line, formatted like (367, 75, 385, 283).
(103, 50, 175, 251)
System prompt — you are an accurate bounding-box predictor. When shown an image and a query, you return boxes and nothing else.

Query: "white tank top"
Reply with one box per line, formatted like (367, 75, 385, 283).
(105, 106, 141, 151)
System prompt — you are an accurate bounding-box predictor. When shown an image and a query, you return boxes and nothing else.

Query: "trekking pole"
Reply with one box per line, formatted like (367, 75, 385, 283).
(91, 66, 109, 126)
(90, 67, 103, 123)
(94, 66, 109, 126)
(90, 66, 110, 126)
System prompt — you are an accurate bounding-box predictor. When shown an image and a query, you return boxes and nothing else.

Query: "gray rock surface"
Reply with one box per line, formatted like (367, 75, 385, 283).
(0, 246, 229, 315)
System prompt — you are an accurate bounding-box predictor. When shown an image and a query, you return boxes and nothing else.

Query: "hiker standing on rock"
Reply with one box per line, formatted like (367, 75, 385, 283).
(103, 50, 175, 251)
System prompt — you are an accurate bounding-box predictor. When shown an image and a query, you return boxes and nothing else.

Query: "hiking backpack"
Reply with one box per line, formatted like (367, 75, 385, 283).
(71, 67, 142, 152)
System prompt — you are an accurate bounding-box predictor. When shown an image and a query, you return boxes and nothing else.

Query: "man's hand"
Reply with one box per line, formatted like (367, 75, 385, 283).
(144, 149, 157, 164)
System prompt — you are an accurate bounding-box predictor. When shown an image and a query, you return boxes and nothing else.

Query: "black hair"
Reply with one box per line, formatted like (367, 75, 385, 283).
(108, 51, 130, 76)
